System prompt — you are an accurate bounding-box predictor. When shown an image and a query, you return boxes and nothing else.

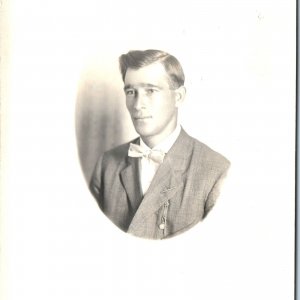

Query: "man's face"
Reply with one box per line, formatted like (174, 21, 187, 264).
(124, 62, 181, 146)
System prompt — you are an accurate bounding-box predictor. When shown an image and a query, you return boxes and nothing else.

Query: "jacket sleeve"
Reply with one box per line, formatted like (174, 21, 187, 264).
(204, 163, 230, 218)
(89, 155, 104, 209)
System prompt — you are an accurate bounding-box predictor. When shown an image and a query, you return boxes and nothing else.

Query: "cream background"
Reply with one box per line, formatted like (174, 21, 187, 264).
(1, 0, 295, 299)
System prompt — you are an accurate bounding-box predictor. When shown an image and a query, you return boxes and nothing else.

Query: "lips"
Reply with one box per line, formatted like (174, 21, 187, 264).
(133, 116, 152, 120)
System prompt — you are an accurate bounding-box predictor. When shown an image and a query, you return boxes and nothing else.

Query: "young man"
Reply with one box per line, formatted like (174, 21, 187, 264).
(90, 49, 230, 239)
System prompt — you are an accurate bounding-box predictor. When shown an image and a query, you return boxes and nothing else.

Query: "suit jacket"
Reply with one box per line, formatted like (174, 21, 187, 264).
(90, 128, 230, 239)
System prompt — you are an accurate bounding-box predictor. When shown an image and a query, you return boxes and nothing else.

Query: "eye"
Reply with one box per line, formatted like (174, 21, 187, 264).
(146, 88, 157, 95)
(125, 89, 135, 96)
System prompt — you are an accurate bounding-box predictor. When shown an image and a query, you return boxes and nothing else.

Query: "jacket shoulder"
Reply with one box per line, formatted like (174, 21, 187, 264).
(89, 138, 137, 192)
(102, 137, 138, 166)
(191, 136, 230, 171)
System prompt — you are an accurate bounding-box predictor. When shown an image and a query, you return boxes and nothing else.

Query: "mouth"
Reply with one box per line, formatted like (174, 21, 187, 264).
(133, 116, 152, 120)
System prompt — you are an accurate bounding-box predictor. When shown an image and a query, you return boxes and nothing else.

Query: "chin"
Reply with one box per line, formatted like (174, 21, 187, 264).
(135, 129, 153, 138)
(134, 126, 155, 138)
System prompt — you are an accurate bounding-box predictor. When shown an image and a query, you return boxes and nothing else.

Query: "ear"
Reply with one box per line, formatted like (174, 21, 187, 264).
(174, 86, 186, 108)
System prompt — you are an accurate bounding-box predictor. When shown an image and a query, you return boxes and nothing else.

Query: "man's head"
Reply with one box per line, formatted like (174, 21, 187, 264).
(119, 50, 185, 89)
(119, 50, 186, 147)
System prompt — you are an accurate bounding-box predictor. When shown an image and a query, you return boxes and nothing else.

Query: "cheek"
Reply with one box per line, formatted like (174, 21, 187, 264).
(158, 96, 176, 113)
(154, 103, 174, 122)
(125, 98, 133, 111)
(152, 95, 168, 110)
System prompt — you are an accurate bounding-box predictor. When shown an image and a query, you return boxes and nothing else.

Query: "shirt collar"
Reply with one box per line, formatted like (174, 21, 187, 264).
(139, 123, 181, 154)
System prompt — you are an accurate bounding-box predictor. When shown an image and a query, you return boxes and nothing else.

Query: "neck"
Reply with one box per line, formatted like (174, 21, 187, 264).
(141, 122, 178, 149)
(142, 138, 163, 149)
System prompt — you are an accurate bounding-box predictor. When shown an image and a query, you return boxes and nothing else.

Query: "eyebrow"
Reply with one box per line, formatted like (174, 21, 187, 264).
(123, 83, 161, 90)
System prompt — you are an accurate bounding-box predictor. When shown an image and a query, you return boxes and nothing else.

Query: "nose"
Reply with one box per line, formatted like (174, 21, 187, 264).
(133, 92, 146, 110)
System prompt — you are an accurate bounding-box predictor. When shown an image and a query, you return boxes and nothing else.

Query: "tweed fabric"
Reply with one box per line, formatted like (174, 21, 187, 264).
(90, 129, 230, 239)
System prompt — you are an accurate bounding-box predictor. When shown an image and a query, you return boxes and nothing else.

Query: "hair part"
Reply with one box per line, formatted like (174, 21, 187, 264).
(119, 49, 185, 89)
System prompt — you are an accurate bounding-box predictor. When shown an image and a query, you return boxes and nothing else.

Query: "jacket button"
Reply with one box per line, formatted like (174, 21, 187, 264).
(159, 223, 165, 230)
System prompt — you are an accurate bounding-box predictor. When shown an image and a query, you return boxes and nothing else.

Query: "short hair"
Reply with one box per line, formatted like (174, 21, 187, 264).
(119, 49, 185, 89)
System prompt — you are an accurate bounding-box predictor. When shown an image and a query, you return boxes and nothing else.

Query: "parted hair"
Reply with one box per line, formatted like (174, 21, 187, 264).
(119, 49, 185, 89)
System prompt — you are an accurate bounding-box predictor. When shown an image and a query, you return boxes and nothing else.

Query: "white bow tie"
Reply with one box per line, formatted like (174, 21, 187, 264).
(128, 143, 165, 164)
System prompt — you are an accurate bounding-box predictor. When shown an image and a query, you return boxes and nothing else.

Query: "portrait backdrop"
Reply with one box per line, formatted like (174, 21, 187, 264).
(1, 0, 295, 299)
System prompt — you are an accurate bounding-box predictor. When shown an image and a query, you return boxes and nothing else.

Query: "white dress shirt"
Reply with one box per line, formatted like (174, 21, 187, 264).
(139, 124, 181, 195)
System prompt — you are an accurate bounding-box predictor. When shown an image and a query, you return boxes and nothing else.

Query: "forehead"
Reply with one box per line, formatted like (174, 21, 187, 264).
(124, 62, 170, 86)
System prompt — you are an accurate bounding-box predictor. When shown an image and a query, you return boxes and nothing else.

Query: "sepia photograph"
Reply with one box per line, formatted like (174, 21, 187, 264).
(0, 0, 295, 299)
(78, 49, 230, 239)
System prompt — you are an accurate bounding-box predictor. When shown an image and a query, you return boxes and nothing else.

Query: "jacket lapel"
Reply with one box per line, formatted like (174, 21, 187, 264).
(120, 150, 143, 215)
(127, 128, 193, 233)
